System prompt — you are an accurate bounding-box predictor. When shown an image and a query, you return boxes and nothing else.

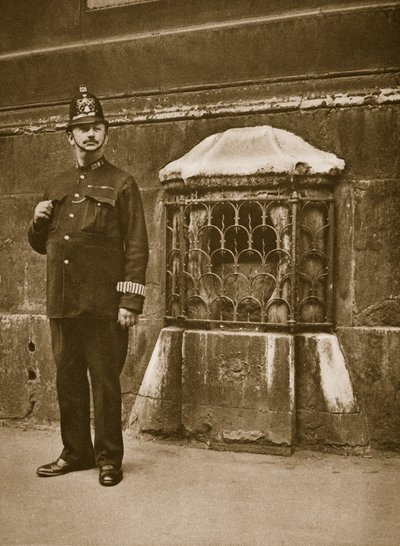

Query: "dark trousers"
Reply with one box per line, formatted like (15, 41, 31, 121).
(50, 318, 128, 468)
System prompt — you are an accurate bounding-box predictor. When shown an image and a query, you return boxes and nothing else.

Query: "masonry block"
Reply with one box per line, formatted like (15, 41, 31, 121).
(122, 318, 163, 395)
(0, 137, 14, 195)
(129, 327, 183, 434)
(353, 180, 400, 326)
(338, 327, 400, 449)
(297, 410, 369, 449)
(0, 195, 47, 314)
(296, 333, 369, 447)
(0, 314, 58, 422)
(14, 132, 71, 194)
(121, 317, 163, 423)
(182, 330, 294, 453)
(334, 181, 354, 327)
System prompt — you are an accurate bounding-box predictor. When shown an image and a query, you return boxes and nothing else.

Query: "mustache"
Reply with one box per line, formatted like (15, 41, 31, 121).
(84, 138, 99, 144)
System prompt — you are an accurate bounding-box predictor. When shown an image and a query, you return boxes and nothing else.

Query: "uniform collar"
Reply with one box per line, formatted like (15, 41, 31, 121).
(76, 156, 106, 172)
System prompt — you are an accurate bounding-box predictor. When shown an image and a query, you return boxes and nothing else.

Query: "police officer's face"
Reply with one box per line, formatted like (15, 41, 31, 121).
(68, 123, 108, 153)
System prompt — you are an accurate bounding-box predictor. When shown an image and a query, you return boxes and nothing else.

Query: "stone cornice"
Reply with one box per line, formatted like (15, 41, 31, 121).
(0, 86, 398, 137)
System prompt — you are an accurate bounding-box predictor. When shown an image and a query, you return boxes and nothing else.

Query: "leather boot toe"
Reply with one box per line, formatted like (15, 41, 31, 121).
(99, 464, 123, 486)
(36, 458, 94, 477)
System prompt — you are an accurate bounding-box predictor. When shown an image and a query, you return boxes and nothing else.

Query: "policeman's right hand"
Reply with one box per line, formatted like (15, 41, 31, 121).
(33, 200, 54, 226)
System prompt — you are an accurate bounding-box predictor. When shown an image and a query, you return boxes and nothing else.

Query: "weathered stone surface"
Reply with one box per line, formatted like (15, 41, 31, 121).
(26, 315, 59, 422)
(356, 298, 400, 327)
(121, 393, 135, 428)
(334, 181, 354, 327)
(184, 404, 294, 455)
(182, 330, 294, 451)
(121, 317, 163, 399)
(0, 0, 81, 54)
(297, 411, 369, 448)
(295, 333, 369, 447)
(332, 175, 400, 329)
(108, 124, 190, 190)
(0, 195, 47, 314)
(0, 316, 31, 418)
(0, 137, 14, 195)
(325, 107, 400, 180)
(129, 327, 183, 434)
(296, 333, 358, 413)
(21, 251, 47, 315)
(139, 187, 165, 320)
(352, 180, 400, 326)
(14, 132, 71, 194)
(0, 314, 57, 422)
(337, 327, 400, 449)
(121, 318, 163, 424)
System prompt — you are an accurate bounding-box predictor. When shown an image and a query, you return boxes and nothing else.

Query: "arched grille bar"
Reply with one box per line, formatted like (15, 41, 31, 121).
(165, 193, 334, 331)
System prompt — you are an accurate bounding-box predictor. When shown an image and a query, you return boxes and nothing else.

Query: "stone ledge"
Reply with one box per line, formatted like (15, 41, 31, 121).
(337, 326, 400, 332)
(2, 87, 399, 136)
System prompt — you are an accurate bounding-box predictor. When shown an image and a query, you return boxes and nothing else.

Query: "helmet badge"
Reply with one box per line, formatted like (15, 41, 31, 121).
(76, 96, 96, 115)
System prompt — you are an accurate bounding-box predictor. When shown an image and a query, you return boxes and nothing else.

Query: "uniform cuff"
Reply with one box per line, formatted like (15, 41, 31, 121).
(116, 281, 146, 297)
(31, 218, 49, 233)
(119, 294, 144, 314)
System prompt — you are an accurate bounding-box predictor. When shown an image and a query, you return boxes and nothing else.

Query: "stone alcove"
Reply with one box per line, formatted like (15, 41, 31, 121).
(129, 126, 369, 453)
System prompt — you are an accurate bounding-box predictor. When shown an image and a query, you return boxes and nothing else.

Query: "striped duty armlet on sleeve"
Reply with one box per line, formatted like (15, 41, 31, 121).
(116, 281, 146, 297)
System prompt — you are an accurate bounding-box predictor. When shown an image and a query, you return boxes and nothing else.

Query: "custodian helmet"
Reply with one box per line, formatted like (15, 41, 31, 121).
(66, 84, 108, 131)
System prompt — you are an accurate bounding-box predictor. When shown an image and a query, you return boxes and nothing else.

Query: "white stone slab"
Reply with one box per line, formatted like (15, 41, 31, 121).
(160, 125, 345, 181)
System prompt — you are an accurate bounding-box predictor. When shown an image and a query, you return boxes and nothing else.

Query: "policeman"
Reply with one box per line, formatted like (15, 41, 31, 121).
(28, 85, 149, 486)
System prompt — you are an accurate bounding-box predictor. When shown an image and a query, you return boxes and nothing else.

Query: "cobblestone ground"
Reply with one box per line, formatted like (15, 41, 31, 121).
(1, 426, 399, 546)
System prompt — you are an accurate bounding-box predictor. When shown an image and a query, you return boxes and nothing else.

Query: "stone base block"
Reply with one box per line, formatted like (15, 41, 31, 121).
(297, 410, 369, 448)
(182, 330, 294, 453)
(183, 404, 294, 455)
(0, 314, 58, 422)
(296, 333, 369, 448)
(121, 317, 164, 421)
(129, 327, 183, 435)
(337, 327, 400, 449)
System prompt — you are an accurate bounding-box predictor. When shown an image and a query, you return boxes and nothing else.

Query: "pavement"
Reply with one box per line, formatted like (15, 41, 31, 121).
(1, 426, 400, 546)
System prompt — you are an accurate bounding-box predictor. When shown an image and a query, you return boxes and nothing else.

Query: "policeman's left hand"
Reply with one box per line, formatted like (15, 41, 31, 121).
(118, 308, 138, 328)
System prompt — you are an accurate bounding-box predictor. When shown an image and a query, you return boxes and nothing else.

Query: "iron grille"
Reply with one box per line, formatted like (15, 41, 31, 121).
(165, 192, 334, 330)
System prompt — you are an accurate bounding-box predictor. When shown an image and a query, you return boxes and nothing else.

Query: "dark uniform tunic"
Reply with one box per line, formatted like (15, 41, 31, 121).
(29, 156, 148, 316)
(28, 157, 148, 467)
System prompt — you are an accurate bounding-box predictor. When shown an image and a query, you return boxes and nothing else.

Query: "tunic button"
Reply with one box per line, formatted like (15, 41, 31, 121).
(64, 259, 69, 265)
(80, 175, 85, 180)
(97, 203, 101, 207)
(69, 213, 74, 218)
(64, 235, 70, 240)
(74, 193, 80, 198)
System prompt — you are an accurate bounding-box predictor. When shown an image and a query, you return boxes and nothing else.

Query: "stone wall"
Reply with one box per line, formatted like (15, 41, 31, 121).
(0, 0, 399, 448)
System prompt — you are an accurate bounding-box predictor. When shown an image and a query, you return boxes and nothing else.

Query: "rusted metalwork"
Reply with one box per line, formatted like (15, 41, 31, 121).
(165, 192, 333, 330)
